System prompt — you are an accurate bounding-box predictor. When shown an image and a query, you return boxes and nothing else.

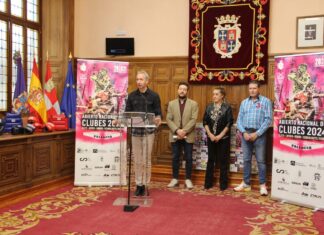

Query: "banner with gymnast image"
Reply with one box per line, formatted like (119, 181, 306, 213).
(272, 53, 324, 210)
(74, 59, 128, 186)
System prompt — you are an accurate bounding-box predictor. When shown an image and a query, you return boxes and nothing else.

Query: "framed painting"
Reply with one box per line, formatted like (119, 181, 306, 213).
(296, 15, 324, 48)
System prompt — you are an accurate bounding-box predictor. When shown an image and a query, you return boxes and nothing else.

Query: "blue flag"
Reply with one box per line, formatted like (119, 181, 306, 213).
(12, 52, 28, 114)
(60, 60, 76, 128)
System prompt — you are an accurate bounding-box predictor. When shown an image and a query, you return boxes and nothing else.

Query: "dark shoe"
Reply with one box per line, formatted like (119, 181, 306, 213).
(134, 185, 142, 196)
(141, 185, 150, 196)
(220, 185, 227, 191)
(204, 183, 212, 190)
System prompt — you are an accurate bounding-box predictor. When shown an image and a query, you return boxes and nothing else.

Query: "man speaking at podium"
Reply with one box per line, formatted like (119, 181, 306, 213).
(125, 70, 162, 196)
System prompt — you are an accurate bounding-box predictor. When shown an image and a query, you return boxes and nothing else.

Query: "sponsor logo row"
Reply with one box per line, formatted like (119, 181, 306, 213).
(275, 169, 321, 180)
(79, 156, 120, 163)
(77, 148, 108, 154)
(80, 173, 120, 177)
(274, 158, 324, 171)
(81, 164, 117, 171)
(277, 178, 319, 188)
(277, 187, 322, 199)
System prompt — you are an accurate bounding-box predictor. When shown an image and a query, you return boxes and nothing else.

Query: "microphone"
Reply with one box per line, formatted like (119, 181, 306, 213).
(140, 92, 148, 121)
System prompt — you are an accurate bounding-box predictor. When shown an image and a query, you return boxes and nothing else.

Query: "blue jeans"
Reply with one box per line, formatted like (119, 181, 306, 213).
(242, 133, 267, 185)
(171, 140, 193, 179)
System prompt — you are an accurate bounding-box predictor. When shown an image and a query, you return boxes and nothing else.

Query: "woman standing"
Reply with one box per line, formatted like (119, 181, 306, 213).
(203, 88, 233, 191)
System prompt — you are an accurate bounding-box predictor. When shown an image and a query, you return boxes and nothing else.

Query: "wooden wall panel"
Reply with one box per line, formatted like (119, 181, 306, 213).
(32, 142, 54, 178)
(266, 57, 276, 101)
(127, 64, 136, 92)
(172, 63, 188, 82)
(189, 86, 207, 120)
(56, 137, 75, 176)
(154, 64, 171, 82)
(0, 146, 25, 185)
(0, 131, 75, 195)
(42, 0, 74, 102)
(152, 64, 171, 117)
(135, 64, 154, 79)
(154, 128, 172, 165)
(114, 56, 276, 122)
(154, 82, 170, 118)
(169, 81, 180, 101)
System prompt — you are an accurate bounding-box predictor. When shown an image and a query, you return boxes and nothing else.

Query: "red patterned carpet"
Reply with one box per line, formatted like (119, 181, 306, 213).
(0, 182, 323, 235)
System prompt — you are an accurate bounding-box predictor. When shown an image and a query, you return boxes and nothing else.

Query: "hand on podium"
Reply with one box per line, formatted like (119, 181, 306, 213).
(112, 119, 121, 126)
(154, 116, 161, 127)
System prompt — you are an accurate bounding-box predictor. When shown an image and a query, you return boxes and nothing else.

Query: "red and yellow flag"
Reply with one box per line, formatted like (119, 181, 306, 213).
(27, 58, 47, 124)
(44, 59, 60, 118)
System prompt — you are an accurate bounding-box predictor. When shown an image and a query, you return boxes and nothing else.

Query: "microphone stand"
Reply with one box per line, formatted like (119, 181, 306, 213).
(141, 93, 150, 197)
(124, 117, 139, 212)
(118, 94, 138, 212)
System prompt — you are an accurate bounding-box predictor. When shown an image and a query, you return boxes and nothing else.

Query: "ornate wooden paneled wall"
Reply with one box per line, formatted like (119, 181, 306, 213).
(106, 56, 275, 121)
(0, 131, 75, 195)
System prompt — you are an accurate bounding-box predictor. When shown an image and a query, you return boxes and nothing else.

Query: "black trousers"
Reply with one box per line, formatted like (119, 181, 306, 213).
(204, 137, 230, 189)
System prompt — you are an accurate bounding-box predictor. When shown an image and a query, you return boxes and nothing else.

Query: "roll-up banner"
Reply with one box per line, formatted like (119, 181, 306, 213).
(75, 59, 128, 186)
(272, 52, 324, 210)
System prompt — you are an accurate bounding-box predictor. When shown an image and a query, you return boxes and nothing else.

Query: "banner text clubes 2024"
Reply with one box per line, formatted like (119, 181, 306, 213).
(272, 53, 324, 209)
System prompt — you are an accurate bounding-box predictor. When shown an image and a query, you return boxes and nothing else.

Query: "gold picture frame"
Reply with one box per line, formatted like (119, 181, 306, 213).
(296, 15, 324, 48)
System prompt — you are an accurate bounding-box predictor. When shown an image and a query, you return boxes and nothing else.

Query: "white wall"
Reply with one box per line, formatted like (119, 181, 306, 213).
(75, 0, 324, 57)
(269, 0, 324, 54)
